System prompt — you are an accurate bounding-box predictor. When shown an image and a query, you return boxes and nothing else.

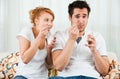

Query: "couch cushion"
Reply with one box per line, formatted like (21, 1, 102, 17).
(0, 52, 19, 79)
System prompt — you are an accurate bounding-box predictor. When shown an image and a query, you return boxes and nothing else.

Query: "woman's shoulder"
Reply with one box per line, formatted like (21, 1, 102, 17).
(20, 26, 32, 33)
(17, 26, 33, 40)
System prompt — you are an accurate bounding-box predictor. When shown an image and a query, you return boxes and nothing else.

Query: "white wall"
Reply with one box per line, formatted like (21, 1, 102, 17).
(0, 0, 120, 62)
(0, 0, 7, 52)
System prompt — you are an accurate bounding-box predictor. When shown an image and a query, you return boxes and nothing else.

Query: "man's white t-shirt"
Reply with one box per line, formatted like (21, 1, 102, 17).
(52, 29, 107, 79)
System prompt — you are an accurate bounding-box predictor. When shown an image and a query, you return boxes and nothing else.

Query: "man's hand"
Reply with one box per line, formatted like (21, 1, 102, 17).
(68, 25, 79, 41)
(86, 34, 97, 52)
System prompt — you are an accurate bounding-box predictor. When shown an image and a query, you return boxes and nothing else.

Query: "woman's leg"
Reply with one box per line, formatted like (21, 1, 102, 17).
(13, 75, 27, 79)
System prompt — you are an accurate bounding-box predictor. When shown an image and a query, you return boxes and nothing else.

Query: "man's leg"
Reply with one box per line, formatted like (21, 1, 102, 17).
(49, 76, 64, 79)
(80, 75, 97, 79)
(65, 76, 80, 79)
(13, 75, 27, 79)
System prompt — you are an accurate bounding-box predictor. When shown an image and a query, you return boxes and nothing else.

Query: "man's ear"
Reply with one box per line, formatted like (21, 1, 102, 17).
(69, 15, 72, 21)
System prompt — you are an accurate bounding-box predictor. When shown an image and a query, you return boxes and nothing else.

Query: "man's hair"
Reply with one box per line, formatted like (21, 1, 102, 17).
(68, 0, 91, 17)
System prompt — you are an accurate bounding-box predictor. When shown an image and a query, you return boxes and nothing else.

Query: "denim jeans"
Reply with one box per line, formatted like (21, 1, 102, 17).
(79, 75, 97, 79)
(49, 76, 64, 79)
(13, 75, 27, 79)
(49, 75, 97, 79)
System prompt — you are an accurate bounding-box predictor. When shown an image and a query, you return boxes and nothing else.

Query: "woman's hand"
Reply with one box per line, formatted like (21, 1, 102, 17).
(46, 37, 56, 65)
(47, 37, 56, 53)
(38, 26, 50, 39)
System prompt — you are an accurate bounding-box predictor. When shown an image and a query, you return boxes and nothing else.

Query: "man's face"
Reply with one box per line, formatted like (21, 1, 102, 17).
(69, 8, 89, 33)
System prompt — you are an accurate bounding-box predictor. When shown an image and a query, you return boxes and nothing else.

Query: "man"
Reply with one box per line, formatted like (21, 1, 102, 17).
(51, 0, 109, 79)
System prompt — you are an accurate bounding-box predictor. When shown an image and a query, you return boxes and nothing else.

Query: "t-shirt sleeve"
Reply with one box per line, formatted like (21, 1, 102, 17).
(52, 31, 64, 52)
(95, 32, 108, 56)
(17, 27, 31, 41)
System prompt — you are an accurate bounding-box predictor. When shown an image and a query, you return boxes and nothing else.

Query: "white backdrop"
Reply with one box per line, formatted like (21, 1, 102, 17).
(0, 0, 120, 62)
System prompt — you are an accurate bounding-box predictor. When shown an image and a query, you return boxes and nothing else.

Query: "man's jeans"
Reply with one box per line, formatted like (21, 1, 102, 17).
(49, 75, 97, 79)
(13, 75, 27, 79)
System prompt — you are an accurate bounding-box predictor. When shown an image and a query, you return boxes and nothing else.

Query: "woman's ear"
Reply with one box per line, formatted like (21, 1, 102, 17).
(34, 18, 38, 24)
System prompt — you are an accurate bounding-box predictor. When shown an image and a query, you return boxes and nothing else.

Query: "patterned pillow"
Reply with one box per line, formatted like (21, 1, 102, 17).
(103, 60, 120, 79)
(48, 67, 57, 77)
(0, 52, 19, 79)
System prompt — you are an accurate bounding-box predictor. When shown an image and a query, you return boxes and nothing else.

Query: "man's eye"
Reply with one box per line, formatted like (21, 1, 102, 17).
(83, 16, 86, 18)
(75, 15, 80, 18)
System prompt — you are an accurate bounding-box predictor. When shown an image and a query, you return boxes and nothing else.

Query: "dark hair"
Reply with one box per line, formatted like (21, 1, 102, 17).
(68, 0, 91, 17)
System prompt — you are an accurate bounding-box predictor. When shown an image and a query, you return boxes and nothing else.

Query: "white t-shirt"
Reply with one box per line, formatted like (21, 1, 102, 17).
(16, 26, 49, 79)
(52, 29, 107, 79)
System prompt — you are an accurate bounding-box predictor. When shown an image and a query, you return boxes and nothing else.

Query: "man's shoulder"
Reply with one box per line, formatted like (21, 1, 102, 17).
(86, 30, 102, 37)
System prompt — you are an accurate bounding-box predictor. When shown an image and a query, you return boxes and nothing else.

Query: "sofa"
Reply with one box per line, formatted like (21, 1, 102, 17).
(0, 52, 120, 79)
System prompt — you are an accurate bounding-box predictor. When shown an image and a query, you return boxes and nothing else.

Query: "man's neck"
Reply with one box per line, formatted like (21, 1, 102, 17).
(79, 31, 85, 37)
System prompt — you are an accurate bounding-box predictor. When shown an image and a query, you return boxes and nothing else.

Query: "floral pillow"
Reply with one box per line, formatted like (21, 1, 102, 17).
(103, 60, 120, 79)
(0, 52, 19, 79)
(48, 67, 57, 77)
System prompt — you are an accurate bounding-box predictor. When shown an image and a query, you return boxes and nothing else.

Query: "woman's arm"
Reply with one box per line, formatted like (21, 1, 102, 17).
(46, 37, 56, 66)
(18, 34, 45, 64)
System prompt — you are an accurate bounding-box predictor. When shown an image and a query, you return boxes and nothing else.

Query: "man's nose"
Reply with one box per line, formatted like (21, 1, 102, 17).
(79, 17, 84, 23)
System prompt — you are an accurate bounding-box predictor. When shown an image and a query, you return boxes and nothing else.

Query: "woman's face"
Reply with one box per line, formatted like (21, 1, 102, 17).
(35, 12, 54, 32)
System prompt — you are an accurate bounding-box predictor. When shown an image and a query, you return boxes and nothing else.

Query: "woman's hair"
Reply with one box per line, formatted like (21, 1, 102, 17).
(29, 6, 54, 26)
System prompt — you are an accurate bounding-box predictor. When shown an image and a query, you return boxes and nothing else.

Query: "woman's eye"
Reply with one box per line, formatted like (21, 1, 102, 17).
(46, 19, 49, 21)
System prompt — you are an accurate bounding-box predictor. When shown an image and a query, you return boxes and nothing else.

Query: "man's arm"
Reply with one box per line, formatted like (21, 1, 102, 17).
(52, 26, 79, 71)
(92, 50, 109, 76)
(87, 34, 109, 75)
(52, 38, 75, 71)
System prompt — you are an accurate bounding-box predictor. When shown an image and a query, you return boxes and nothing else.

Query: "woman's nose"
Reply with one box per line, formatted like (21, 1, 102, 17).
(48, 22, 53, 28)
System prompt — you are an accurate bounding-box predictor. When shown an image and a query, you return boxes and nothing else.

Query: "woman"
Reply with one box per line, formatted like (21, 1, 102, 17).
(14, 6, 55, 79)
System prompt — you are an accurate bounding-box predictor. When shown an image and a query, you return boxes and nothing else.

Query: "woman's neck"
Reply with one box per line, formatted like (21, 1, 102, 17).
(32, 26, 39, 38)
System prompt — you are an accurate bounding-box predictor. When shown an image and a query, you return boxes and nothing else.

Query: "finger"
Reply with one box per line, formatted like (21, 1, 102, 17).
(50, 37, 56, 43)
(53, 37, 56, 41)
(72, 26, 79, 34)
(88, 34, 95, 41)
(40, 27, 50, 33)
(72, 23, 78, 28)
(43, 30, 49, 36)
(85, 44, 94, 48)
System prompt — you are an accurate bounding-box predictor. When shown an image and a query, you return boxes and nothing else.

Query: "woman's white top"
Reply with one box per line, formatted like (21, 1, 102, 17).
(16, 26, 48, 79)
